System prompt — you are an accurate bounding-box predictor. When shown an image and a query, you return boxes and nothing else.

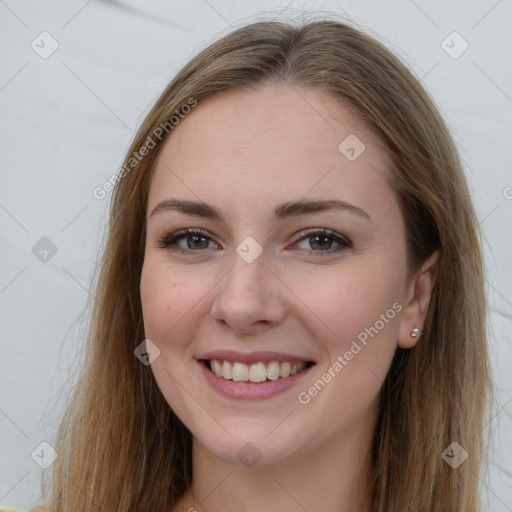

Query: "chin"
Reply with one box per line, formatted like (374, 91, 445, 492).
(197, 430, 305, 468)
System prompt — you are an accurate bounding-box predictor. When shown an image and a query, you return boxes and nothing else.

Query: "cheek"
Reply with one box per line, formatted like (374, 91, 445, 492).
(140, 255, 222, 375)
(291, 258, 404, 410)
(140, 262, 170, 340)
(140, 258, 194, 347)
(295, 260, 404, 346)
(140, 259, 196, 405)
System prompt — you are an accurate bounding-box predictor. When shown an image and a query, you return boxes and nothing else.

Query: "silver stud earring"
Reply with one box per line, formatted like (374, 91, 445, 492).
(410, 328, 420, 338)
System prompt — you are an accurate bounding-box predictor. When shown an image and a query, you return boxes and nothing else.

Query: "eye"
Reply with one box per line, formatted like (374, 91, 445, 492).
(292, 229, 352, 255)
(158, 228, 220, 254)
(157, 227, 352, 256)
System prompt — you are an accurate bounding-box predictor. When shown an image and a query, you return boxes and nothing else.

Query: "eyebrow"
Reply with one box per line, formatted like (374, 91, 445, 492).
(149, 198, 371, 222)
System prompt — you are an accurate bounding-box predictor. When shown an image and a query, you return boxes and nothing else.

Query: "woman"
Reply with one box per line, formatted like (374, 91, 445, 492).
(42, 17, 492, 512)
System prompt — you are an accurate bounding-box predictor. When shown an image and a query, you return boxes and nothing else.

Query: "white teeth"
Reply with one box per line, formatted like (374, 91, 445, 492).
(280, 361, 291, 378)
(212, 359, 222, 377)
(267, 361, 280, 380)
(222, 360, 232, 379)
(249, 363, 267, 383)
(232, 362, 249, 381)
(208, 359, 308, 382)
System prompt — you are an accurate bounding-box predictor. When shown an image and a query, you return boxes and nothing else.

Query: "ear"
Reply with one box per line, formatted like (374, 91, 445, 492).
(397, 250, 439, 349)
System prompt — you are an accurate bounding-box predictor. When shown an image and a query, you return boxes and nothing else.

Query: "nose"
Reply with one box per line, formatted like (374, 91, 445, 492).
(210, 252, 287, 335)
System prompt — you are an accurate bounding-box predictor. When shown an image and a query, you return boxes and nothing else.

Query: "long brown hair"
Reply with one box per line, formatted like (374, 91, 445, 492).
(44, 17, 492, 511)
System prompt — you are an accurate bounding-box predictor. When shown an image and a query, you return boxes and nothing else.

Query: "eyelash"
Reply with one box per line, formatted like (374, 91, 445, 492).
(157, 228, 353, 256)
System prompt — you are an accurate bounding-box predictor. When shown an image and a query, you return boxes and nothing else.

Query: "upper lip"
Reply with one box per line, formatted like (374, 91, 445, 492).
(197, 350, 316, 365)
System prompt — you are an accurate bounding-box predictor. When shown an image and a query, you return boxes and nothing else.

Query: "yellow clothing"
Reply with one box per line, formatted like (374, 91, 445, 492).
(0, 508, 44, 512)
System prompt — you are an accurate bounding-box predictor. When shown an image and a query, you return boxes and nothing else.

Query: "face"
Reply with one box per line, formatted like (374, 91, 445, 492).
(140, 85, 411, 467)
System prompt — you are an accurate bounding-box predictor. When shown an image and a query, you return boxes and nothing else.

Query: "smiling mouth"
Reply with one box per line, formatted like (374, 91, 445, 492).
(204, 359, 315, 383)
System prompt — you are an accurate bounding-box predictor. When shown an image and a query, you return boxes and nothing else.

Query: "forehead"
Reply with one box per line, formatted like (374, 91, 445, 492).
(149, 84, 397, 224)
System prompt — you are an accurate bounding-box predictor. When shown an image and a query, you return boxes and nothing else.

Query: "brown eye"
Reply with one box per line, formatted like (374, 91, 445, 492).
(294, 229, 352, 254)
(186, 234, 210, 249)
(309, 234, 333, 250)
(158, 228, 219, 253)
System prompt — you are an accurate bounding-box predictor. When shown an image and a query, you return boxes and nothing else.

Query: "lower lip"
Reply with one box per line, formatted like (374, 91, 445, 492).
(198, 361, 313, 400)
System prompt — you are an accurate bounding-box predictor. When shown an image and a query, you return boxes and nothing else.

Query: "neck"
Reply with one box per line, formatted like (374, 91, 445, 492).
(176, 414, 376, 512)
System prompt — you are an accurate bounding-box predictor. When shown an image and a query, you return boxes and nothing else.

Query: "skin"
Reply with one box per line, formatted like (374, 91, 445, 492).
(140, 84, 438, 512)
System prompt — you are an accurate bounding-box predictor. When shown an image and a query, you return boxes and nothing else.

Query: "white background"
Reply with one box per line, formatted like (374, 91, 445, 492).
(1, 1, 511, 510)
